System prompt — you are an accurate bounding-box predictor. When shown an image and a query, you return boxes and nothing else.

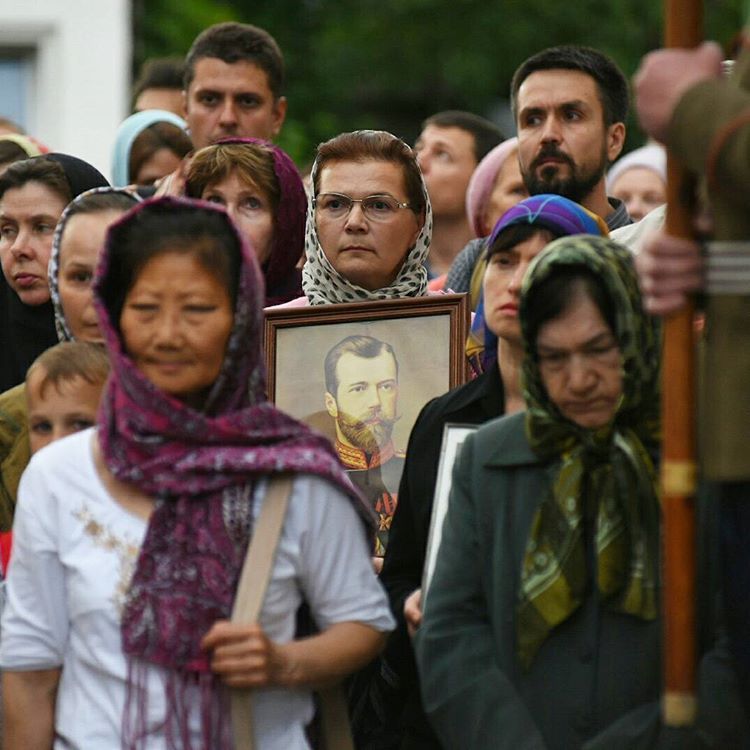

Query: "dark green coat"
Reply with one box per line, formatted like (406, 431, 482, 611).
(415, 411, 745, 749)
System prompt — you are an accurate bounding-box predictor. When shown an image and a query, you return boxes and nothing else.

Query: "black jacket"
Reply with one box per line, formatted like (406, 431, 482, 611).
(353, 366, 504, 750)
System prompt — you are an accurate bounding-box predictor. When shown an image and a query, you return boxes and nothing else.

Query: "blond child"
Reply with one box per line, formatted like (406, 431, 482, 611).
(25, 342, 110, 455)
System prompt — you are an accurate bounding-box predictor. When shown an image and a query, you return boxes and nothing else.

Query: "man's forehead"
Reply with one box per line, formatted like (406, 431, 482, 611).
(517, 69, 600, 110)
(417, 124, 475, 154)
(188, 56, 272, 94)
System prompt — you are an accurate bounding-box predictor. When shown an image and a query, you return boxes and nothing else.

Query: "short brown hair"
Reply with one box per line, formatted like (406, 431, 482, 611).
(184, 22, 285, 99)
(420, 111, 504, 162)
(313, 130, 425, 215)
(0, 156, 72, 204)
(133, 57, 185, 101)
(324, 335, 398, 396)
(185, 141, 280, 212)
(26, 341, 110, 398)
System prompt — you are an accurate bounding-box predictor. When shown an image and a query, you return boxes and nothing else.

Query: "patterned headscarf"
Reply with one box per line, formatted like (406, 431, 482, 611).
(466, 194, 608, 374)
(93, 197, 370, 747)
(515, 235, 660, 669)
(49, 186, 141, 342)
(301, 133, 432, 304)
(187, 137, 306, 306)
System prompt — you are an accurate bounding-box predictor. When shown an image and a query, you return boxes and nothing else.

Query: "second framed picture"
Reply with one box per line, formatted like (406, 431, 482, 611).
(264, 294, 470, 556)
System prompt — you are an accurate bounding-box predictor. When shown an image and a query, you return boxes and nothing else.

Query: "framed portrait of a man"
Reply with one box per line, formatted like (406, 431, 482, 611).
(264, 295, 470, 556)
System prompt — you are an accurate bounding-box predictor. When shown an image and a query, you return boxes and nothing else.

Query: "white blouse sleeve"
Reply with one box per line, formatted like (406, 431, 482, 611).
(0, 458, 69, 670)
(291, 475, 395, 633)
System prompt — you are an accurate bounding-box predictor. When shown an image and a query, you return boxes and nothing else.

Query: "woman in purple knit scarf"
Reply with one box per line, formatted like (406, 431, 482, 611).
(1, 197, 394, 749)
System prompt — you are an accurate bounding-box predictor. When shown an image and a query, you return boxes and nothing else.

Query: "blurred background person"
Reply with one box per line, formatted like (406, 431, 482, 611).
(0, 118, 24, 137)
(132, 56, 186, 116)
(0, 135, 48, 177)
(606, 143, 666, 222)
(111, 110, 192, 187)
(415, 111, 503, 279)
(26, 341, 110, 455)
(445, 137, 528, 305)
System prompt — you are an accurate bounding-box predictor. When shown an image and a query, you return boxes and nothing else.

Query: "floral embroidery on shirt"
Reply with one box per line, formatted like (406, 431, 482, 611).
(74, 505, 141, 614)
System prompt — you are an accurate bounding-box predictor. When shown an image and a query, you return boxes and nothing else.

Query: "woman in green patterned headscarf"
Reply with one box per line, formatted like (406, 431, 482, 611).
(415, 235, 695, 750)
(516, 234, 661, 668)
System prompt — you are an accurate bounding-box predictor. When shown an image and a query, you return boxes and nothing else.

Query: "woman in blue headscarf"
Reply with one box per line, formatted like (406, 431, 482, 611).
(111, 110, 192, 187)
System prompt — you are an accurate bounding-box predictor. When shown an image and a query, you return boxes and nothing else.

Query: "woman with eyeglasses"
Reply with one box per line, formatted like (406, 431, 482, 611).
(414, 235, 745, 748)
(272, 129, 431, 307)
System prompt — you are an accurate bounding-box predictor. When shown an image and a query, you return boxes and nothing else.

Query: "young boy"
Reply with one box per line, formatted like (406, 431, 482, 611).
(1, 343, 109, 591)
(25, 342, 110, 456)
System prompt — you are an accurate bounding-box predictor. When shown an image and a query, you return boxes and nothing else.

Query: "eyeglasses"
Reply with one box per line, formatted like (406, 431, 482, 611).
(314, 192, 413, 222)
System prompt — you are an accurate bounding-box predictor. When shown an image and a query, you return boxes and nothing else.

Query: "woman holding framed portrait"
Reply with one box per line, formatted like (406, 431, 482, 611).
(274, 129, 432, 307)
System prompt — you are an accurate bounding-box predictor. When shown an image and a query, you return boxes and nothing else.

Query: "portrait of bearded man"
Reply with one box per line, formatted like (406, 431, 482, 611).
(324, 334, 405, 556)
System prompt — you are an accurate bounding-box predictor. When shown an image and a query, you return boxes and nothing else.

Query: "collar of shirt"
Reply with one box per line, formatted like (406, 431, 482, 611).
(335, 439, 396, 470)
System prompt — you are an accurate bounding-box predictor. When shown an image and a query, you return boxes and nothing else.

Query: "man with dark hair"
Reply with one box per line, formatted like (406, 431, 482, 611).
(132, 57, 186, 116)
(415, 111, 504, 277)
(182, 21, 287, 148)
(324, 334, 404, 557)
(511, 45, 631, 230)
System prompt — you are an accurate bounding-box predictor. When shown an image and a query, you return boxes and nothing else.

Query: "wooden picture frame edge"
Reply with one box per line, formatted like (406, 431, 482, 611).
(263, 293, 470, 402)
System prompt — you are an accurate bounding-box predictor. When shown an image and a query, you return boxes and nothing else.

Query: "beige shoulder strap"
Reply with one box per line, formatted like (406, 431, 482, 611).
(229, 475, 354, 750)
(230, 475, 293, 750)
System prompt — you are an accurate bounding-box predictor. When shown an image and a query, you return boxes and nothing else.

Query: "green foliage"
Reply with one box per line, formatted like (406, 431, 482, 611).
(136, 0, 747, 165)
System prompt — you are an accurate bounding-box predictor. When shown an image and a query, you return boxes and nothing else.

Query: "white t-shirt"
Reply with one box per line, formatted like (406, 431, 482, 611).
(1, 429, 394, 749)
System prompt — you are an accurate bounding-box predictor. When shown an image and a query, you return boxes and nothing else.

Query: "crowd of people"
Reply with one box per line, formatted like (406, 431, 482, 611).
(0, 18, 747, 750)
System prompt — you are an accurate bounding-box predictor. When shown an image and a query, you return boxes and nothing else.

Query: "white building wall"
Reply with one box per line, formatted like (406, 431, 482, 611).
(0, 1, 131, 178)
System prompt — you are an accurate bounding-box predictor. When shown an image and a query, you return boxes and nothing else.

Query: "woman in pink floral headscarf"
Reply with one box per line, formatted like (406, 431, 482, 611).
(1, 197, 393, 750)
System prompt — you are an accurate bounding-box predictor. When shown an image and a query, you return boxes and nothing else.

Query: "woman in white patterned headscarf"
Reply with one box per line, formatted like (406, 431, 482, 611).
(279, 130, 432, 307)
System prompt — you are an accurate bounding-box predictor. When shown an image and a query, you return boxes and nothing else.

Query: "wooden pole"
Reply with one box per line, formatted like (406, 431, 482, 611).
(660, 0, 702, 727)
